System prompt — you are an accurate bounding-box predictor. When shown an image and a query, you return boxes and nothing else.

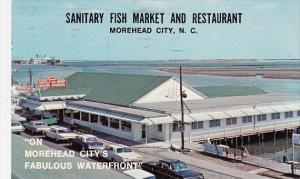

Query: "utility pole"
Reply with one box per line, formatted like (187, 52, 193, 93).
(29, 68, 32, 86)
(180, 66, 187, 153)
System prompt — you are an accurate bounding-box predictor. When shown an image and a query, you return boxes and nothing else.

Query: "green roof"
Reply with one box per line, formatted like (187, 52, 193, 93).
(12, 134, 130, 179)
(41, 72, 171, 105)
(195, 85, 266, 98)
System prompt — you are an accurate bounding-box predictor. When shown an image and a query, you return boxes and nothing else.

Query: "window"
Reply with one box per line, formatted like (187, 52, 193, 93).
(191, 121, 203, 130)
(226, 118, 237, 125)
(271, 113, 280, 120)
(242, 116, 252, 123)
(99, 116, 108, 126)
(90, 114, 98, 123)
(209, 119, 220, 128)
(298, 110, 300, 117)
(121, 121, 131, 132)
(284, 111, 293, 118)
(73, 111, 80, 120)
(157, 124, 162, 132)
(81, 112, 89, 122)
(257, 114, 267, 121)
(172, 122, 180, 132)
(110, 118, 119, 129)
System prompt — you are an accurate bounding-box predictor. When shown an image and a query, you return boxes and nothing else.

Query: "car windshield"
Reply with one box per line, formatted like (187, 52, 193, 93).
(35, 122, 46, 126)
(89, 141, 103, 147)
(86, 137, 98, 142)
(116, 147, 132, 153)
(57, 129, 70, 133)
(12, 122, 21, 126)
(171, 162, 188, 172)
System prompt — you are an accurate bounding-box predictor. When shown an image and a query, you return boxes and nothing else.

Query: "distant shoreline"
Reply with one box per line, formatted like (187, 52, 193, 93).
(159, 67, 300, 80)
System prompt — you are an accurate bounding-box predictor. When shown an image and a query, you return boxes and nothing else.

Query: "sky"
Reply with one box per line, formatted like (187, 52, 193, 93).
(12, 0, 300, 61)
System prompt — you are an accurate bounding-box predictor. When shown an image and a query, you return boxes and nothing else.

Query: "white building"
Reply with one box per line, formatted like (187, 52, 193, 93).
(21, 72, 300, 143)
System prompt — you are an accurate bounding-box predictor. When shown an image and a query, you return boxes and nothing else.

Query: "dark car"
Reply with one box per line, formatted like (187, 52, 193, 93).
(141, 159, 204, 179)
(71, 134, 105, 151)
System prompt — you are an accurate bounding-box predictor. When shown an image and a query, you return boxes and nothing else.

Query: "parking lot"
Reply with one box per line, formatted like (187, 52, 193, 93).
(15, 125, 239, 179)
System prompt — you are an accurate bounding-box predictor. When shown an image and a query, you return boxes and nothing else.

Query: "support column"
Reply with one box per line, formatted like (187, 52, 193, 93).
(273, 130, 276, 154)
(240, 135, 243, 146)
(145, 125, 148, 144)
(258, 132, 260, 146)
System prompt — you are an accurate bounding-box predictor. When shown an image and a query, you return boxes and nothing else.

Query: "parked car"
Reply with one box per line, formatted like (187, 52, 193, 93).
(71, 134, 105, 151)
(45, 126, 78, 142)
(141, 159, 204, 179)
(102, 144, 142, 162)
(11, 121, 24, 134)
(123, 169, 156, 179)
(23, 121, 51, 134)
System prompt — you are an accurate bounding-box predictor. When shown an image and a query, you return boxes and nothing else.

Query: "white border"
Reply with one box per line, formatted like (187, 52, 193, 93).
(0, 0, 11, 178)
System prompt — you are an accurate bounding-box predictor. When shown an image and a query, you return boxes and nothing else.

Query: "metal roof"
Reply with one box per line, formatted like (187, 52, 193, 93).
(41, 72, 171, 105)
(194, 85, 266, 98)
(135, 94, 300, 114)
(67, 100, 167, 120)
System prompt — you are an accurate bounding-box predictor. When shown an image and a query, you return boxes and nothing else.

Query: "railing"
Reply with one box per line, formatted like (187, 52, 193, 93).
(189, 119, 300, 141)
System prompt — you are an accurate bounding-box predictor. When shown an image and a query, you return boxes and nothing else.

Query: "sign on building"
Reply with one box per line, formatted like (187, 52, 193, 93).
(37, 77, 67, 88)
(292, 133, 300, 145)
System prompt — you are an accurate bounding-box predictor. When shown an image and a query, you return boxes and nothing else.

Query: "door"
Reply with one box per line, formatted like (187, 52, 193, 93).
(142, 125, 146, 139)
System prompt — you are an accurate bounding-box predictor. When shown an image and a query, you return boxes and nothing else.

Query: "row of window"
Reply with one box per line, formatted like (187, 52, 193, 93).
(172, 110, 300, 132)
(72, 111, 132, 132)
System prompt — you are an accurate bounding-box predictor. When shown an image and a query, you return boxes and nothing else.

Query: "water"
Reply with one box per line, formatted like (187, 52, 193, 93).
(12, 60, 300, 163)
(12, 61, 300, 96)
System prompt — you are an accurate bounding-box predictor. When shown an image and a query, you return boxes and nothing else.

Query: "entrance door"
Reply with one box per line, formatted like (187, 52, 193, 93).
(142, 125, 146, 139)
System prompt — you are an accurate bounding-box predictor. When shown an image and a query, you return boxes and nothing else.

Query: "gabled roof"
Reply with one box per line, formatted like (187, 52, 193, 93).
(40, 72, 171, 105)
(194, 85, 266, 98)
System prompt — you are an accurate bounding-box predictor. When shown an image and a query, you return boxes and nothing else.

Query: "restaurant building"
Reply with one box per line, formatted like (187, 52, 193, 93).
(21, 72, 300, 143)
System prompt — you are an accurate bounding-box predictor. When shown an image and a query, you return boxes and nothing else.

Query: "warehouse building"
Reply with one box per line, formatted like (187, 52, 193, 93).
(22, 72, 300, 143)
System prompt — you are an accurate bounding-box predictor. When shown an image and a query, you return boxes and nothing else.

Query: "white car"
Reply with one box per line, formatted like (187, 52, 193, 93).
(45, 126, 78, 141)
(71, 134, 105, 151)
(123, 169, 156, 179)
(103, 144, 142, 162)
(11, 121, 24, 134)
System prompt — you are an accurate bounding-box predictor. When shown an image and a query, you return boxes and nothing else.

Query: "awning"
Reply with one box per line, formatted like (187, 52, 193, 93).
(42, 103, 65, 110)
(39, 94, 85, 101)
(241, 108, 260, 116)
(141, 116, 174, 125)
(256, 106, 275, 114)
(207, 111, 230, 119)
(189, 113, 213, 121)
(284, 104, 300, 111)
(270, 105, 289, 112)
(224, 110, 245, 118)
